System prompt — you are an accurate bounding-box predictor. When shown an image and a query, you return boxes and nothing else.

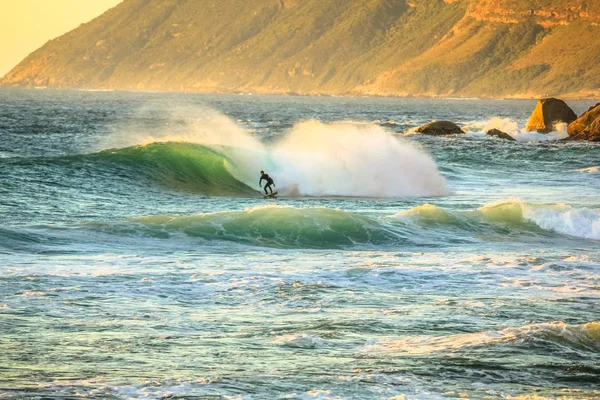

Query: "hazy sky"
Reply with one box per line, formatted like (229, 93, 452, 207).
(0, 0, 122, 77)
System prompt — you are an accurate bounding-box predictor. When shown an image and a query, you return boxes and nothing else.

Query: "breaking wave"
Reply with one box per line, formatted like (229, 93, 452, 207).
(79, 200, 600, 249)
(126, 206, 402, 249)
(399, 200, 600, 241)
(94, 108, 449, 198)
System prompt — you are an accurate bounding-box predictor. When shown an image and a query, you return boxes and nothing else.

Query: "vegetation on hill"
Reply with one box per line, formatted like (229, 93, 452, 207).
(2, 0, 600, 98)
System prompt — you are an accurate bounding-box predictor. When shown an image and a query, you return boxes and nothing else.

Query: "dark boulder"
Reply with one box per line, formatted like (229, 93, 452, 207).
(416, 121, 464, 136)
(526, 98, 577, 133)
(487, 129, 516, 141)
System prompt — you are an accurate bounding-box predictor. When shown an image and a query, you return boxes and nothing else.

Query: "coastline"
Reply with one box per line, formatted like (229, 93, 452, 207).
(2, 83, 599, 101)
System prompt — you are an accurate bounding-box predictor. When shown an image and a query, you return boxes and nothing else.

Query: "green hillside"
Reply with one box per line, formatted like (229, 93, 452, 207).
(2, 0, 600, 98)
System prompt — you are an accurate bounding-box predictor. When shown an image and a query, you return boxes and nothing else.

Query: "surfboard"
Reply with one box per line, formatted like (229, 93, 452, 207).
(263, 191, 278, 198)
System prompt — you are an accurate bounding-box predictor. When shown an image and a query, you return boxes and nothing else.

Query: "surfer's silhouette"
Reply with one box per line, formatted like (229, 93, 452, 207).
(259, 170, 276, 194)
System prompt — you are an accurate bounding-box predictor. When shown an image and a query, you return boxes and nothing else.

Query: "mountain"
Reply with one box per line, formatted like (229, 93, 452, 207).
(2, 0, 600, 98)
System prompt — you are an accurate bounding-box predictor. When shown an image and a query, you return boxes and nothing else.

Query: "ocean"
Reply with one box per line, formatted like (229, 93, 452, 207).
(0, 88, 599, 399)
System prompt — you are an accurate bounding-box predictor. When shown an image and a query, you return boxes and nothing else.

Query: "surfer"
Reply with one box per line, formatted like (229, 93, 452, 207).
(259, 170, 276, 194)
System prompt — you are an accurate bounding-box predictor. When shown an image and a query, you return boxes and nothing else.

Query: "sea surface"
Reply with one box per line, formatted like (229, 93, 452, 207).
(0, 89, 599, 399)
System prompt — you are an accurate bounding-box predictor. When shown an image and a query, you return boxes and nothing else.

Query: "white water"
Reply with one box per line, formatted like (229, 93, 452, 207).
(523, 203, 600, 240)
(270, 121, 448, 197)
(464, 117, 569, 142)
(480, 199, 600, 241)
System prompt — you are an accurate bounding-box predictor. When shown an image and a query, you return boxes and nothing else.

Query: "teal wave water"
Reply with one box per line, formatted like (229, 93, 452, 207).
(80, 201, 598, 249)
(92, 143, 260, 196)
(5, 200, 598, 252)
(0, 89, 599, 399)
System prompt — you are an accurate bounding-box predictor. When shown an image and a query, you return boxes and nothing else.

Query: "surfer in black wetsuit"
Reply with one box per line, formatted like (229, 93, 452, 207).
(259, 170, 276, 194)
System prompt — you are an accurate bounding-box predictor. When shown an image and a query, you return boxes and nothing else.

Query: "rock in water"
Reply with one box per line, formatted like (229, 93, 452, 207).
(582, 119, 600, 141)
(568, 116, 600, 142)
(568, 103, 600, 137)
(487, 129, 516, 141)
(416, 121, 464, 136)
(525, 98, 577, 133)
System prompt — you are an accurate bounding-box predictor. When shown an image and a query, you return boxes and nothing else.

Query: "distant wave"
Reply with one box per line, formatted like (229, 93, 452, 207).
(366, 320, 600, 355)
(0, 227, 46, 252)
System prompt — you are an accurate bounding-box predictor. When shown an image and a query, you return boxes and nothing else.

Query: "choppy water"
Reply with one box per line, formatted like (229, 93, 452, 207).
(1, 88, 599, 399)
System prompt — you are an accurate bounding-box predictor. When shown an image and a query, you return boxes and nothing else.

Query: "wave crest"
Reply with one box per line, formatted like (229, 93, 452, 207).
(481, 200, 600, 241)
(130, 206, 401, 249)
(397, 200, 600, 241)
(83, 200, 600, 249)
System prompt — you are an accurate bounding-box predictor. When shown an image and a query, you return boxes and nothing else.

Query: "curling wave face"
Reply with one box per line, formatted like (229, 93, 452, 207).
(91, 143, 259, 196)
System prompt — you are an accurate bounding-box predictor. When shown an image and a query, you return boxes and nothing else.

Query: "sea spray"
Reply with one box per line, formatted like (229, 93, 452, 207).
(271, 121, 448, 197)
(99, 106, 264, 152)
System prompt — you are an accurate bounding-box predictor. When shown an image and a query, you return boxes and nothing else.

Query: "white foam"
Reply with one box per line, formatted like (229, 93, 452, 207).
(481, 117, 520, 135)
(522, 203, 600, 240)
(463, 117, 569, 142)
(511, 128, 569, 142)
(273, 334, 325, 349)
(271, 121, 448, 197)
(478, 199, 600, 240)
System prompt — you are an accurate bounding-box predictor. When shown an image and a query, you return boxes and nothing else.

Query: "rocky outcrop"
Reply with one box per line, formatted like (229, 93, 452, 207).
(487, 129, 516, 141)
(416, 121, 464, 136)
(568, 121, 600, 142)
(568, 103, 600, 135)
(525, 98, 577, 133)
(567, 104, 600, 142)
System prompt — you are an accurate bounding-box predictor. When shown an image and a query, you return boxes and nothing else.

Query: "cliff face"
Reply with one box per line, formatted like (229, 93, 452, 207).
(3, 0, 600, 98)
